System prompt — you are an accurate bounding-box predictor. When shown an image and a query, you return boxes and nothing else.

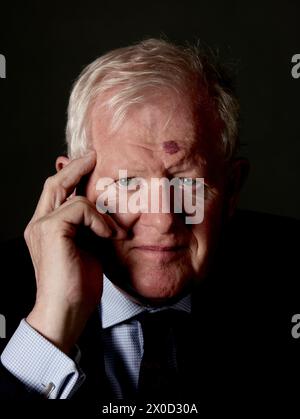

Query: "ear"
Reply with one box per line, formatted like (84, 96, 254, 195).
(55, 155, 70, 172)
(225, 158, 250, 218)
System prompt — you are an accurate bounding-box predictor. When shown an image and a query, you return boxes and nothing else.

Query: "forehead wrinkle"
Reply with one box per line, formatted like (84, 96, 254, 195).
(129, 141, 190, 172)
(124, 139, 205, 174)
(161, 106, 174, 132)
(127, 142, 162, 153)
(120, 148, 185, 176)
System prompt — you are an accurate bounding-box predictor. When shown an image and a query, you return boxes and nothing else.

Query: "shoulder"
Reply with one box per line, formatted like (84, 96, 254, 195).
(210, 209, 300, 321)
(222, 209, 299, 270)
(229, 209, 299, 241)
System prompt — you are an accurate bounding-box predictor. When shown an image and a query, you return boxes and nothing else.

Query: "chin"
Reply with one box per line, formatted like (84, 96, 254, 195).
(103, 253, 195, 304)
(122, 266, 192, 305)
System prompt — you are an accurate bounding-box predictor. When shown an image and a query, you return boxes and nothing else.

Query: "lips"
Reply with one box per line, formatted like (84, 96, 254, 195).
(131, 244, 187, 263)
(134, 245, 185, 251)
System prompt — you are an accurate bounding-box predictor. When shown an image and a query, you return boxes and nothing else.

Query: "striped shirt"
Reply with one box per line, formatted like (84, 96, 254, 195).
(100, 276, 191, 398)
(1, 275, 191, 399)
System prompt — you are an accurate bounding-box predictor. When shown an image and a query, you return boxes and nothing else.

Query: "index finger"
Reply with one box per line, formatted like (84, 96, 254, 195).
(33, 151, 97, 219)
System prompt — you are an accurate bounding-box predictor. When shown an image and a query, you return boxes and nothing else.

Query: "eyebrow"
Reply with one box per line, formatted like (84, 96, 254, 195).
(112, 166, 147, 178)
(113, 155, 206, 176)
(113, 166, 206, 180)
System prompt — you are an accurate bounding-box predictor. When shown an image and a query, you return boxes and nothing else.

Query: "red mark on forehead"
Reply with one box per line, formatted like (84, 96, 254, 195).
(163, 140, 180, 154)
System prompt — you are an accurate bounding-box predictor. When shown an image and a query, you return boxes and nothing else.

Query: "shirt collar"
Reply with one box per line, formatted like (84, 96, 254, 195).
(100, 275, 191, 329)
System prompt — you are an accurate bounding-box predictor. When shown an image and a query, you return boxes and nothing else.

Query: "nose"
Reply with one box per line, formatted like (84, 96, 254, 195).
(137, 178, 183, 233)
(138, 211, 177, 234)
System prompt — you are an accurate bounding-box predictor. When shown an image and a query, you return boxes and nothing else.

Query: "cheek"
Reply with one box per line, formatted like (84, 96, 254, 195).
(86, 177, 142, 229)
(110, 212, 139, 230)
(191, 225, 208, 257)
(190, 199, 224, 263)
(89, 193, 141, 233)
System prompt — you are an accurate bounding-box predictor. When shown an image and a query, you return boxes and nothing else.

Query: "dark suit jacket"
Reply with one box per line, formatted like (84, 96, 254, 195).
(0, 210, 299, 414)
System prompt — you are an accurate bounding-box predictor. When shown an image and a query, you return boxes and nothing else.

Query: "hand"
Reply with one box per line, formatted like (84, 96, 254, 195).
(25, 151, 126, 353)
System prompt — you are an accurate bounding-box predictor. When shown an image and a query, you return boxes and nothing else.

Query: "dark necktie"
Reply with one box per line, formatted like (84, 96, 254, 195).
(137, 309, 189, 400)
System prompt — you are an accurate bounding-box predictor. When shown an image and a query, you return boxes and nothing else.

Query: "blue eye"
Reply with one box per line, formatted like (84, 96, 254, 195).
(178, 177, 197, 187)
(117, 177, 137, 187)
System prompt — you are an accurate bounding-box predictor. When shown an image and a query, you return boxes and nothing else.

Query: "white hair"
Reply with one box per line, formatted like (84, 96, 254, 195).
(66, 38, 239, 160)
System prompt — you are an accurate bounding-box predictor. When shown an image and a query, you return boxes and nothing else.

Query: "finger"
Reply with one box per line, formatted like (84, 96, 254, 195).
(33, 151, 96, 219)
(97, 212, 128, 240)
(53, 196, 127, 240)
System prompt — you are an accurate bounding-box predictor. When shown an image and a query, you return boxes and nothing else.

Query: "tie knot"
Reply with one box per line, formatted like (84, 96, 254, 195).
(139, 308, 178, 322)
(137, 309, 189, 347)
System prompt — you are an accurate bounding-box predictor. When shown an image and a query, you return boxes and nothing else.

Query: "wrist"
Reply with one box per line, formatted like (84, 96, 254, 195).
(26, 301, 90, 354)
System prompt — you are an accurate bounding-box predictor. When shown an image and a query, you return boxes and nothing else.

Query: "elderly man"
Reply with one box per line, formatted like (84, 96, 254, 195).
(0, 39, 297, 408)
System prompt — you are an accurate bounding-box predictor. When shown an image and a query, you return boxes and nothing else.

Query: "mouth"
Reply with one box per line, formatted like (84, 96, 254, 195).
(134, 245, 185, 251)
(132, 245, 187, 262)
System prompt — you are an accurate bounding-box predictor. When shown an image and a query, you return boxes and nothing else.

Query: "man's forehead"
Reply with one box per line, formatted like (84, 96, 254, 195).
(92, 126, 203, 170)
(90, 89, 195, 138)
(91, 131, 218, 178)
(92, 142, 208, 181)
(89, 90, 223, 175)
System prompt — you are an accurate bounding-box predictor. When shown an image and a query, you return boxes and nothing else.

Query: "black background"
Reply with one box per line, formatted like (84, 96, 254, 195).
(0, 0, 299, 240)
